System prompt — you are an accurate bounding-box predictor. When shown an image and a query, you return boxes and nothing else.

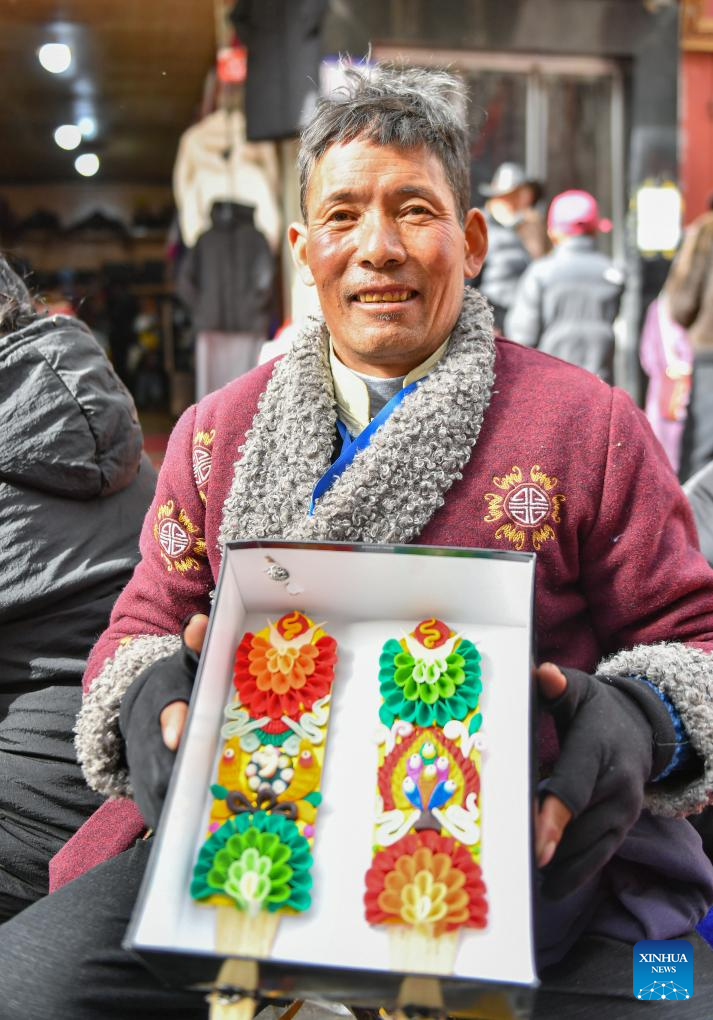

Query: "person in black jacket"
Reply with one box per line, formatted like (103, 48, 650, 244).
(0, 256, 156, 919)
(476, 162, 532, 331)
(505, 190, 624, 383)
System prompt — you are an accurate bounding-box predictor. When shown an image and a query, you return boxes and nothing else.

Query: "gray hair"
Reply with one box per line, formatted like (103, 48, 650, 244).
(298, 63, 470, 223)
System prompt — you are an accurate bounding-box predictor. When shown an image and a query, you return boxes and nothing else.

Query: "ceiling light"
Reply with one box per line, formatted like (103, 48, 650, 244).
(78, 116, 96, 139)
(74, 153, 100, 177)
(38, 43, 72, 74)
(54, 124, 82, 150)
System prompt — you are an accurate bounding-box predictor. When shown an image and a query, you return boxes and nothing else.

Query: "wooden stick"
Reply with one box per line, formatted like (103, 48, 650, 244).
(389, 929, 459, 975)
(276, 1001, 304, 1020)
(208, 959, 258, 1020)
(209, 992, 257, 1020)
(215, 906, 280, 957)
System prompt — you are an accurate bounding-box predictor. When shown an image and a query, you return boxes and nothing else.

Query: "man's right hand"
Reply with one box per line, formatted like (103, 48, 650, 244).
(119, 613, 208, 828)
(160, 613, 208, 750)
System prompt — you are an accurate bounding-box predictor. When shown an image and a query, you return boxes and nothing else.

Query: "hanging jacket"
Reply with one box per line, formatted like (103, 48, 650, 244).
(172, 108, 280, 249)
(176, 201, 275, 335)
(230, 0, 328, 141)
(505, 234, 624, 383)
(0, 314, 156, 717)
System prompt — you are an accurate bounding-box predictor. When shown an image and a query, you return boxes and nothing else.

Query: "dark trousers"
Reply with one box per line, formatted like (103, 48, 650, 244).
(0, 686, 103, 921)
(1, 837, 712, 1020)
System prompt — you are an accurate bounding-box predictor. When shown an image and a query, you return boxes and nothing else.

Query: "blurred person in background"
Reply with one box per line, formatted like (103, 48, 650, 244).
(0, 255, 156, 919)
(518, 177, 551, 260)
(505, 189, 624, 383)
(639, 291, 692, 475)
(476, 161, 532, 330)
(664, 204, 713, 482)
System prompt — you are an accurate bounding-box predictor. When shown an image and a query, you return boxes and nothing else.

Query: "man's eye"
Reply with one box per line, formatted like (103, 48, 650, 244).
(328, 210, 354, 223)
(403, 205, 432, 217)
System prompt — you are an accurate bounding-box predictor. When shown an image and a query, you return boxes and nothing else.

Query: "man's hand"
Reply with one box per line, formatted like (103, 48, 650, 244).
(534, 662, 670, 899)
(160, 613, 208, 750)
(535, 663, 573, 870)
(119, 613, 209, 828)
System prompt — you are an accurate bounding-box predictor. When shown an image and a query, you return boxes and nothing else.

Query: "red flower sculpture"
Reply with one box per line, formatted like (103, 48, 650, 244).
(365, 830, 487, 935)
(233, 631, 337, 720)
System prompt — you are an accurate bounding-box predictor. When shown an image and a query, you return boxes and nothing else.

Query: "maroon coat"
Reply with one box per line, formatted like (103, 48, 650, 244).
(51, 338, 713, 891)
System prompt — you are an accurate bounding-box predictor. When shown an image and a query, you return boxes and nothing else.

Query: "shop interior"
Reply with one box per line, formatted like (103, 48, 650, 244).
(2, 0, 299, 456)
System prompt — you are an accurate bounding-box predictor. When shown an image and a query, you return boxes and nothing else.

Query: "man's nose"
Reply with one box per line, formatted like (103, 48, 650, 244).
(355, 211, 406, 268)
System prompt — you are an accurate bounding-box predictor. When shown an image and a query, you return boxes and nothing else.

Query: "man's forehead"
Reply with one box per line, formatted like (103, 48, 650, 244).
(306, 138, 453, 208)
(319, 182, 443, 206)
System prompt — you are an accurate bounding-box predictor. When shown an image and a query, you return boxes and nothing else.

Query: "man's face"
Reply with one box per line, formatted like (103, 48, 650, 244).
(289, 138, 487, 376)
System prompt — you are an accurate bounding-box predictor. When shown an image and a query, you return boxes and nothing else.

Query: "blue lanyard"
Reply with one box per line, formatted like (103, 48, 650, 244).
(309, 379, 420, 514)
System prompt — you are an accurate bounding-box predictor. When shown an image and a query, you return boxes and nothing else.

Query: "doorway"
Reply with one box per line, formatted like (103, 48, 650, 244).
(376, 48, 626, 260)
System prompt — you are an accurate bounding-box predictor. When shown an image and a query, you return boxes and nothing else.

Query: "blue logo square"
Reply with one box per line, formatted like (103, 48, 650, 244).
(633, 940, 693, 1000)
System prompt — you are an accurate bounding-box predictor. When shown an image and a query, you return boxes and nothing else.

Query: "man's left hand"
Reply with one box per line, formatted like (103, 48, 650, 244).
(535, 662, 664, 899)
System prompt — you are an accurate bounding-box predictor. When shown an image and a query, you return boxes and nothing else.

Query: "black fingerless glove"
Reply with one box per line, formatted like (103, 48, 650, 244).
(119, 636, 200, 829)
(539, 667, 677, 899)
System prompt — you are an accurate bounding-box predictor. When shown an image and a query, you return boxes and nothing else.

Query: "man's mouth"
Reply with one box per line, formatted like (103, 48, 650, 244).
(353, 289, 418, 304)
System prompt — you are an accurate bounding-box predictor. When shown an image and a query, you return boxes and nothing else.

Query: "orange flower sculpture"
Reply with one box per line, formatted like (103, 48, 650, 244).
(233, 611, 338, 720)
(365, 831, 487, 936)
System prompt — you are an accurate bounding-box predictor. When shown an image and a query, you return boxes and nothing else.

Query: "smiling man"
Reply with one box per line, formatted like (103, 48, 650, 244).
(3, 63, 713, 1020)
(289, 137, 485, 376)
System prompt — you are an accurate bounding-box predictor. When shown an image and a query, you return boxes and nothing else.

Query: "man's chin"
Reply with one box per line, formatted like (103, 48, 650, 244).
(348, 326, 416, 353)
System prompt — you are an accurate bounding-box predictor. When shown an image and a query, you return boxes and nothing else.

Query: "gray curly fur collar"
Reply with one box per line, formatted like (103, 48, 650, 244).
(219, 287, 496, 547)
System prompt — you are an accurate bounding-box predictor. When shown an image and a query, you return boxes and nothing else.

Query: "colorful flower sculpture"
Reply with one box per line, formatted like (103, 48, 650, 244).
(194, 611, 337, 962)
(191, 810, 312, 914)
(365, 831, 487, 935)
(234, 611, 338, 720)
(368, 619, 487, 972)
(378, 619, 481, 728)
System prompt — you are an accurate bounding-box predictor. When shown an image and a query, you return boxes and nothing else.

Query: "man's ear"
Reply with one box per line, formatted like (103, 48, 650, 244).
(288, 222, 315, 287)
(463, 208, 488, 279)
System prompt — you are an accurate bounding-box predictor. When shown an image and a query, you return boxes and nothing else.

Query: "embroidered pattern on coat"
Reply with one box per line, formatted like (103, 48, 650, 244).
(484, 465, 565, 551)
(153, 498, 207, 573)
(192, 428, 215, 504)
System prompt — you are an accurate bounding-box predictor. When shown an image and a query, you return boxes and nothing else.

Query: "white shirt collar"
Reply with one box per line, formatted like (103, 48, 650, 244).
(329, 335, 450, 437)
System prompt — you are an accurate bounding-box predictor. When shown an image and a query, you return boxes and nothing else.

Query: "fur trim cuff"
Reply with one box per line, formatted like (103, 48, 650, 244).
(75, 634, 181, 799)
(598, 642, 713, 817)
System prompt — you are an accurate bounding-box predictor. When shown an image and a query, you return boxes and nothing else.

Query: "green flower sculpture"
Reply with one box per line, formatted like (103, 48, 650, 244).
(378, 637, 482, 728)
(191, 810, 313, 914)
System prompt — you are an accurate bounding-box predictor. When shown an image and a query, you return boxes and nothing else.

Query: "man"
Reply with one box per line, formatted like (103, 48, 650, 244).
(2, 64, 713, 1019)
(475, 161, 533, 330)
(506, 189, 624, 383)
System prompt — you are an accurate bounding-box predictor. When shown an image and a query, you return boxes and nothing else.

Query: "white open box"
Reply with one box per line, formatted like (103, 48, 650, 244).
(127, 541, 538, 1016)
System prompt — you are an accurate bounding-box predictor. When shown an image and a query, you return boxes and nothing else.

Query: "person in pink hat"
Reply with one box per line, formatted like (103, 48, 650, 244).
(505, 189, 624, 383)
